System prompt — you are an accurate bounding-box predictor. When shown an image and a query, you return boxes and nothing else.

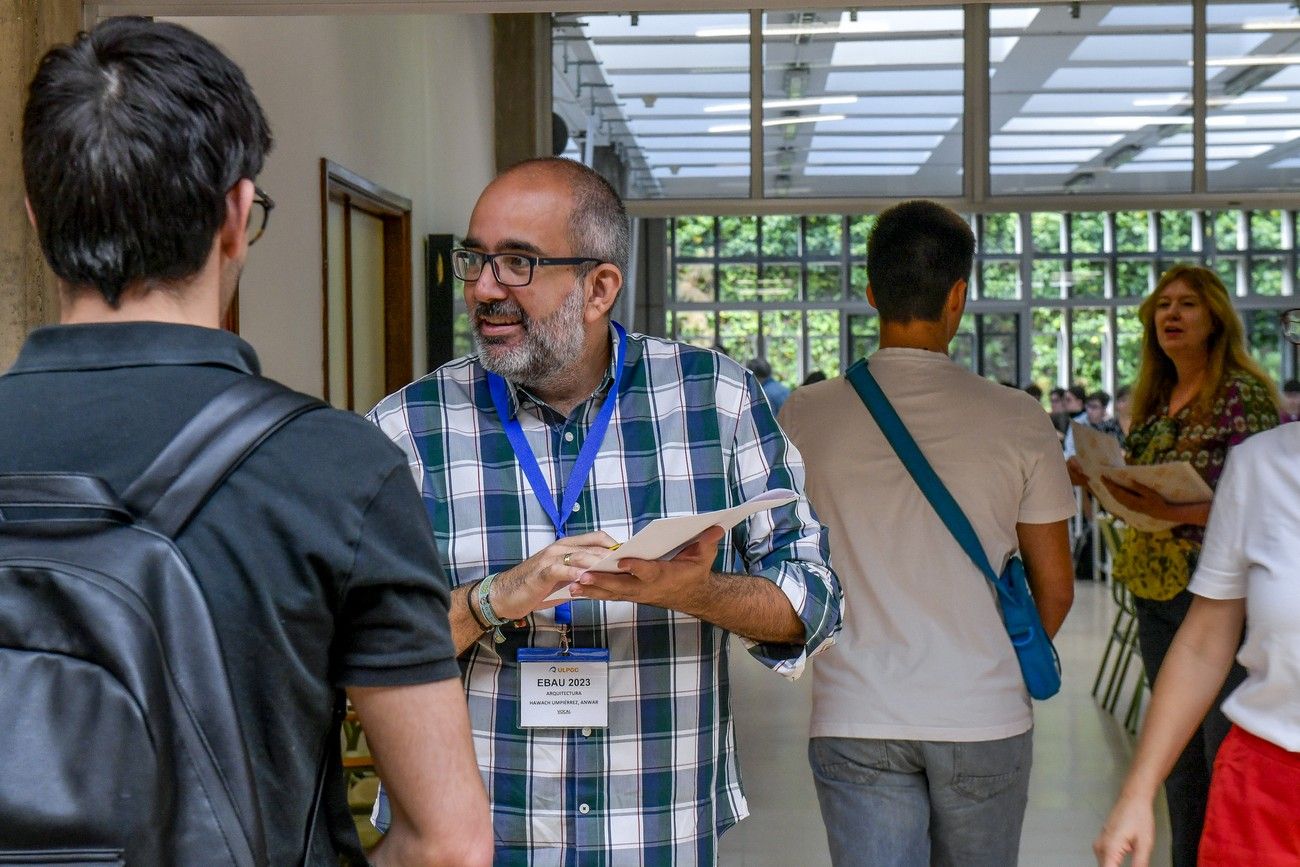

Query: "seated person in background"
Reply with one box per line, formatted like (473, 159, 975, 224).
(1023, 382, 1045, 406)
(746, 356, 791, 414)
(1282, 378, 1300, 422)
(1114, 384, 1134, 436)
(1086, 391, 1125, 442)
(802, 369, 828, 387)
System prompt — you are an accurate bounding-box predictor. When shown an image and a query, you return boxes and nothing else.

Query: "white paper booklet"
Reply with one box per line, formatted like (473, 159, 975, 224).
(1070, 421, 1213, 533)
(543, 488, 799, 602)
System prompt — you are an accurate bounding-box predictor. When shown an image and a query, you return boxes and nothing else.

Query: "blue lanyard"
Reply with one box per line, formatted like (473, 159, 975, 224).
(487, 322, 628, 626)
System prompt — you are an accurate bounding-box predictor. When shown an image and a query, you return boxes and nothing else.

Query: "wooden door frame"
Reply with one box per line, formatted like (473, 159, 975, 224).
(320, 158, 413, 410)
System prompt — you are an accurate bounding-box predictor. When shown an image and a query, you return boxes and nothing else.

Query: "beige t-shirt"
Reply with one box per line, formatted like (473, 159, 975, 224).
(780, 348, 1075, 742)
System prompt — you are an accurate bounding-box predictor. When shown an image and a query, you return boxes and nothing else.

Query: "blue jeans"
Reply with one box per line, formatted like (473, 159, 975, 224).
(809, 731, 1034, 867)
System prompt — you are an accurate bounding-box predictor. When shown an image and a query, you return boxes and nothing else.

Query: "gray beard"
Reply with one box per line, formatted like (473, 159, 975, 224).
(472, 280, 588, 388)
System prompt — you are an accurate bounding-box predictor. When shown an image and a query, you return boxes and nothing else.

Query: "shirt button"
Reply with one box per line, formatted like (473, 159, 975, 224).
(571, 502, 581, 513)
(564, 431, 575, 442)
(581, 728, 592, 737)
(578, 803, 591, 814)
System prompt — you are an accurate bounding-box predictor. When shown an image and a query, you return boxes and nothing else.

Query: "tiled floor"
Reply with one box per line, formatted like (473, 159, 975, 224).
(719, 581, 1172, 867)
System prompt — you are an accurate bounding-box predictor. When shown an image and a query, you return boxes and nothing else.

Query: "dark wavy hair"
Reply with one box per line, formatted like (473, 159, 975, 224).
(22, 16, 272, 305)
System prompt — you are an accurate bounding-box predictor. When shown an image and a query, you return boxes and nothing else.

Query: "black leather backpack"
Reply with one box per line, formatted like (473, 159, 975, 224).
(0, 377, 324, 866)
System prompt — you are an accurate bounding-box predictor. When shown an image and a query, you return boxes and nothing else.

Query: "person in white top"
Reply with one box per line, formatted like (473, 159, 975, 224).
(780, 199, 1076, 867)
(1094, 420, 1300, 867)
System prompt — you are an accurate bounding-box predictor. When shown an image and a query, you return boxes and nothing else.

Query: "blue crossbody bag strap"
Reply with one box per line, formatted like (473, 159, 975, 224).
(843, 358, 1000, 585)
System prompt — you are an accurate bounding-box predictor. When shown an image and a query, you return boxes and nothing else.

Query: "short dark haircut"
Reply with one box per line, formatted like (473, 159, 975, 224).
(23, 17, 272, 305)
(504, 157, 630, 278)
(1086, 390, 1111, 408)
(1115, 384, 1132, 401)
(1067, 385, 1088, 402)
(1284, 378, 1300, 394)
(1023, 383, 1043, 401)
(1049, 387, 1067, 400)
(745, 358, 772, 380)
(866, 200, 974, 323)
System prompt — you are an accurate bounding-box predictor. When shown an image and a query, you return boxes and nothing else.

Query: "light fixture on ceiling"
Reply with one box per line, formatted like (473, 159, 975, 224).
(1242, 18, 1300, 29)
(708, 114, 848, 134)
(696, 20, 888, 39)
(1133, 94, 1288, 107)
(1203, 54, 1300, 67)
(703, 95, 859, 113)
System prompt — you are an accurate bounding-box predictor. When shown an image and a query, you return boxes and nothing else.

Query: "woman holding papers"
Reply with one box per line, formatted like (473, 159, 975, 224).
(1096, 264, 1279, 867)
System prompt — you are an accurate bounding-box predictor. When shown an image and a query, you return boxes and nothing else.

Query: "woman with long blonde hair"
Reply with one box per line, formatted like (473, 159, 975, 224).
(1093, 264, 1279, 867)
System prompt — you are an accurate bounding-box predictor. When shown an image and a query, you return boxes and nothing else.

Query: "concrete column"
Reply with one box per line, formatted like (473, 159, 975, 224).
(1, 0, 79, 369)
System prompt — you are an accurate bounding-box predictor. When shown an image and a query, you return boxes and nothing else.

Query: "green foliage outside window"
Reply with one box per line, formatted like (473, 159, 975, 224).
(1116, 260, 1152, 298)
(807, 309, 840, 378)
(1071, 213, 1105, 255)
(718, 310, 758, 361)
(981, 261, 1020, 300)
(1251, 258, 1284, 296)
(1114, 212, 1151, 253)
(760, 264, 801, 303)
(806, 264, 842, 302)
(1250, 210, 1283, 250)
(1245, 311, 1282, 385)
(761, 216, 800, 257)
(674, 216, 714, 258)
(1032, 308, 1064, 391)
(981, 314, 1019, 384)
(849, 215, 875, 257)
(675, 264, 713, 302)
(719, 264, 760, 303)
(1213, 210, 1241, 252)
(805, 216, 842, 257)
(1160, 212, 1194, 251)
(762, 309, 802, 385)
(848, 315, 879, 361)
(951, 314, 977, 372)
(1071, 260, 1105, 299)
(674, 311, 715, 349)
(1032, 213, 1063, 254)
(1071, 309, 1107, 391)
(719, 216, 757, 258)
(1212, 258, 1237, 290)
(1115, 306, 1143, 390)
(981, 214, 1018, 254)
(1032, 260, 1064, 299)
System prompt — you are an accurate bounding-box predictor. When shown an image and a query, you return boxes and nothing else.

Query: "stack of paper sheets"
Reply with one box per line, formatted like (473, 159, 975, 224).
(1071, 422, 1212, 532)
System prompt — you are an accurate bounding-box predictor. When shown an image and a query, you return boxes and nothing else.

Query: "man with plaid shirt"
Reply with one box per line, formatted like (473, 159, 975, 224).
(368, 157, 841, 865)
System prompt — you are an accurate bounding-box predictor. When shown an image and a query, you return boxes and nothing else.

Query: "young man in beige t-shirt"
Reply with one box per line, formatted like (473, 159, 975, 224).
(780, 199, 1076, 867)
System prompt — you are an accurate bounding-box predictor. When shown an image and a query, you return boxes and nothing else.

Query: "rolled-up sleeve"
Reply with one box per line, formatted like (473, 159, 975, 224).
(727, 372, 842, 679)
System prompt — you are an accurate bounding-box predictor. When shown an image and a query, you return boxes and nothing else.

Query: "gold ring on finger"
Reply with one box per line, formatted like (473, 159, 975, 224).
(563, 552, 574, 567)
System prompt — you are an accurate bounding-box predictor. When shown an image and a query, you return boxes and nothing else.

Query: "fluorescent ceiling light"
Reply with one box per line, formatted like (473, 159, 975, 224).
(1243, 18, 1300, 30)
(704, 95, 859, 114)
(708, 114, 848, 133)
(696, 21, 889, 38)
(1204, 54, 1300, 67)
(1001, 116, 1191, 132)
(1133, 94, 1287, 107)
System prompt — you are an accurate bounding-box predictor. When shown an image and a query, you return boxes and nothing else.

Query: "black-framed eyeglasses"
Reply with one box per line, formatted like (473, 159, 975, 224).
(451, 248, 603, 288)
(1282, 308, 1300, 346)
(248, 186, 275, 246)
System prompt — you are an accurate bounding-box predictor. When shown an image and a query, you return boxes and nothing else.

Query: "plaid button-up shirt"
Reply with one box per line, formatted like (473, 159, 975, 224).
(368, 328, 841, 866)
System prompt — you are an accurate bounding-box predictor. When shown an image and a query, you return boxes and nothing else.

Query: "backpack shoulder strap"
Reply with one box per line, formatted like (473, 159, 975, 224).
(844, 358, 1000, 585)
(123, 377, 325, 537)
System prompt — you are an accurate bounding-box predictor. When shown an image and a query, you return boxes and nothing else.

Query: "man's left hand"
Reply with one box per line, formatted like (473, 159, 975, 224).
(567, 525, 727, 612)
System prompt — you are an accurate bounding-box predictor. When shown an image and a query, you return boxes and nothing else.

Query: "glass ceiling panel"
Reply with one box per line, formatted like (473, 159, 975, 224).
(553, 11, 751, 200)
(763, 5, 964, 199)
(1207, 0, 1300, 191)
(991, 2, 1193, 195)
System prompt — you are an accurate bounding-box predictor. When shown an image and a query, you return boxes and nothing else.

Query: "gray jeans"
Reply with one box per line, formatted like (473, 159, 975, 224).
(809, 731, 1034, 867)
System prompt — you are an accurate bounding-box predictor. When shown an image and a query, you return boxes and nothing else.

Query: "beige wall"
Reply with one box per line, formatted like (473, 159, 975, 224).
(171, 14, 495, 397)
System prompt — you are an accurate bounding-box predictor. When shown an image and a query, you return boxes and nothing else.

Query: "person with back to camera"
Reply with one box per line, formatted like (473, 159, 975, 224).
(1094, 307, 1300, 866)
(780, 199, 1075, 867)
(2, 17, 490, 865)
(1080, 264, 1279, 867)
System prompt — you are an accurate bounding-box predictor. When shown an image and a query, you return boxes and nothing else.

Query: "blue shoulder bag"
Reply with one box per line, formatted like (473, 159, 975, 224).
(844, 358, 1062, 701)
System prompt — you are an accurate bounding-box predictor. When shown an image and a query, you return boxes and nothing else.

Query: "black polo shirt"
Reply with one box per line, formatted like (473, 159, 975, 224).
(0, 322, 458, 862)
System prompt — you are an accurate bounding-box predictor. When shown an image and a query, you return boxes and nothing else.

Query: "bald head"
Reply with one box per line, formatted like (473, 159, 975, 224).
(493, 158, 630, 276)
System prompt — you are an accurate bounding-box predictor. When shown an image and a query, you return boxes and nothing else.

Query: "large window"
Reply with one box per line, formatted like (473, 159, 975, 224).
(665, 208, 1299, 392)
(555, 2, 1300, 207)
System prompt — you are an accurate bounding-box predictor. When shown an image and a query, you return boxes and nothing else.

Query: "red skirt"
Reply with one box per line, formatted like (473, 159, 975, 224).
(1200, 724, 1300, 866)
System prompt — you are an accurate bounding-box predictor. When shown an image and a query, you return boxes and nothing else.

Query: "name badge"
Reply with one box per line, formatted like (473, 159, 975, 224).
(517, 648, 610, 729)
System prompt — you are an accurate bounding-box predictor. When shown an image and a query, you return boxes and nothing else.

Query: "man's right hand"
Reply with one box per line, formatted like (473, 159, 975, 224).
(1093, 792, 1155, 867)
(488, 531, 626, 620)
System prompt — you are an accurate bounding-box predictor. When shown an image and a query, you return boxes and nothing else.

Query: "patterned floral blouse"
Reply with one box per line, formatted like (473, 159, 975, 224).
(1114, 370, 1277, 600)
